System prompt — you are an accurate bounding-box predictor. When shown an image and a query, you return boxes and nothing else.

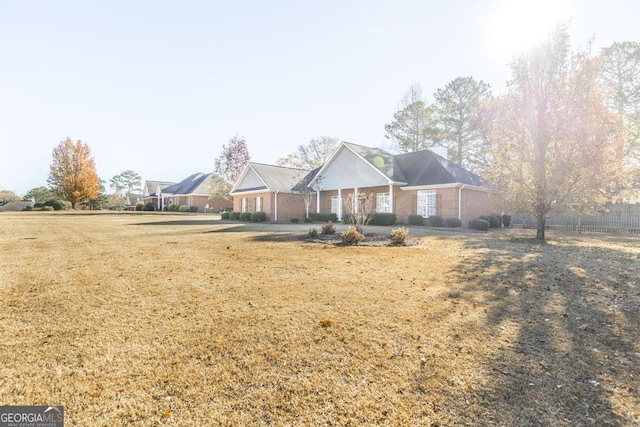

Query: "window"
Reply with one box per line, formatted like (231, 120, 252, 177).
(241, 198, 247, 213)
(255, 196, 261, 212)
(417, 190, 436, 217)
(376, 193, 391, 213)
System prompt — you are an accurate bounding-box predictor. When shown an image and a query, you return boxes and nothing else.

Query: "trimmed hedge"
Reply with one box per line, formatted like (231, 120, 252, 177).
(230, 211, 241, 220)
(469, 218, 490, 231)
(290, 218, 299, 223)
(480, 214, 502, 228)
(369, 213, 397, 226)
(502, 214, 512, 228)
(189, 206, 198, 212)
(221, 212, 230, 220)
(303, 217, 313, 223)
(239, 212, 252, 221)
(445, 217, 462, 228)
(135, 203, 144, 211)
(143, 202, 155, 211)
(408, 214, 424, 226)
(427, 215, 444, 227)
(310, 212, 338, 223)
(251, 211, 267, 222)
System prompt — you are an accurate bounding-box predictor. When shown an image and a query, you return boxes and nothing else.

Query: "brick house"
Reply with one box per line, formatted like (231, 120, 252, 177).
(230, 163, 315, 221)
(307, 142, 496, 226)
(142, 172, 230, 212)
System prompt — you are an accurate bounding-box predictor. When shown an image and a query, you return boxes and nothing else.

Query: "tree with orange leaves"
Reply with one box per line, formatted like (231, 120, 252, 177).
(48, 138, 100, 209)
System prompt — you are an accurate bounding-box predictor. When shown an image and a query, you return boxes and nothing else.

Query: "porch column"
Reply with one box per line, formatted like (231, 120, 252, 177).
(389, 184, 394, 213)
(337, 188, 342, 221)
(316, 189, 320, 213)
(354, 188, 358, 213)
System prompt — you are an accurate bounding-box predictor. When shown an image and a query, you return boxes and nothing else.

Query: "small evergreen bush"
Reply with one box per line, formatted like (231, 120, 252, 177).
(310, 212, 338, 222)
(189, 206, 198, 212)
(308, 228, 318, 238)
(469, 218, 490, 231)
(341, 226, 364, 245)
(251, 211, 267, 222)
(408, 214, 424, 225)
(390, 227, 410, 245)
(178, 205, 188, 212)
(303, 217, 313, 223)
(221, 212, 230, 220)
(167, 204, 178, 212)
(239, 212, 252, 221)
(230, 211, 241, 220)
(290, 218, 299, 223)
(427, 215, 445, 227)
(321, 221, 336, 235)
(45, 199, 67, 211)
(480, 215, 501, 228)
(502, 214, 512, 228)
(135, 203, 144, 211)
(445, 217, 462, 228)
(143, 202, 155, 211)
(369, 213, 397, 226)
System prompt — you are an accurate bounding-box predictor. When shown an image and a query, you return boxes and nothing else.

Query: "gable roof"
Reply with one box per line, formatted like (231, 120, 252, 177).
(161, 172, 213, 196)
(143, 180, 175, 197)
(394, 150, 485, 187)
(231, 163, 310, 194)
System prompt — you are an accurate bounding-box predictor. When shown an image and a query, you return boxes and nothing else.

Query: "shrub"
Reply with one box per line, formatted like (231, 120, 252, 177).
(189, 206, 198, 212)
(469, 218, 490, 231)
(369, 213, 397, 226)
(44, 199, 68, 211)
(341, 226, 364, 245)
(427, 215, 444, 227)
(445, 217, 462, 228)
(239, 212, 252, 221)
(290, 218, 299, 223)
(135, 203, 144, 211)
(502, 214, 512, 228)
(310, 212, 338, 223)
(178, 205, 188, 212)
(308, 228, 318, 238)
(390, 227, 410, 245)
(221, 212, 230, 220)
(230, 211, 241, 220)
(321, 221, 336, 235)
(143, 203, 155, 211)
(408, 214, 424, 226)
(167, 204, 178, 212)
(251, 211, 267, 222)
(480, 215, 501, 228)
(303, 217, 313, 223)
(42, 206, 54, 211)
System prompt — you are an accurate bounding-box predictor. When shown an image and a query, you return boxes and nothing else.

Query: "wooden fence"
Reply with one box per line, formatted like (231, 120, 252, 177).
(511, 214, 640, 234)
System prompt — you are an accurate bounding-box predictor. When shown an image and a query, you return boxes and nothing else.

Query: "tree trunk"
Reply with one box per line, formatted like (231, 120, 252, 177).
(536, 210, 546, 240)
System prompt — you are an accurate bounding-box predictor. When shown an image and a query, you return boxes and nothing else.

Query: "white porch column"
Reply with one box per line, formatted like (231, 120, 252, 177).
(160, 193, 164, 210)
(389, 184, 394, 213)
(337, 188, 342, 221)
(354, 188, 358, 213)
(316, 189, 320, 213)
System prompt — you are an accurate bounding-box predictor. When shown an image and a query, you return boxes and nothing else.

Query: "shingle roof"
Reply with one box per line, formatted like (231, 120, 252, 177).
(343, 142, 407, 183)
(393, 150, 485, 187)
(161, 172, 212, 195)
(248, 163, 309, 192)
(144, 180, 176, 197)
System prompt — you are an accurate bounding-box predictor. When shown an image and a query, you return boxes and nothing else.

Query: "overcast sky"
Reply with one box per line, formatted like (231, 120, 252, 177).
(1, 0, 638, 195)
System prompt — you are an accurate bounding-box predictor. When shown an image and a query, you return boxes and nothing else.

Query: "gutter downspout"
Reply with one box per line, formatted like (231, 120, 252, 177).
(458, 185, 466, 221)
(274, 190, 279, 221)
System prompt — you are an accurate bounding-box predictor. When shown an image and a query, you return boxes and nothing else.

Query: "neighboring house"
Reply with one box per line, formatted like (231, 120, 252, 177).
(142, 173, 230, 212)
(142, 180, 176, 210)
(230, 163, 315, 221)
(308, 142, 496, 225)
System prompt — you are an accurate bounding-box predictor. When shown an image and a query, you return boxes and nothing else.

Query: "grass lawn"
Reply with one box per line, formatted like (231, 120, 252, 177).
(1, 212, 639, 426)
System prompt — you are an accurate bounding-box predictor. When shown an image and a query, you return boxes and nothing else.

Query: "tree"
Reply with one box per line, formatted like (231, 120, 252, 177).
(488, 25, 623, 240)
(0, 189, 20, 204)
(24, 186, 54, 204)
(385, 83, 439, 152)
(209, 135, 251, 201)
(110, 170, 142, 199)
(47, 138, 100, 209)
(276, 136, 340, 170)
(86, 179, 110, 210)
(599, 41, 640, 195)
(434, 76, 493, 171)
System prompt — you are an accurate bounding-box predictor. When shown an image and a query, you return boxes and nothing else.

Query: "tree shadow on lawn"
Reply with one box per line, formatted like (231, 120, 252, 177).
(446, 234, 640, 426)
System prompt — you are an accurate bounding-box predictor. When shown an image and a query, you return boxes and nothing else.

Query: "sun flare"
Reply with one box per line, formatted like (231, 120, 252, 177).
(485, 0, 574, 60)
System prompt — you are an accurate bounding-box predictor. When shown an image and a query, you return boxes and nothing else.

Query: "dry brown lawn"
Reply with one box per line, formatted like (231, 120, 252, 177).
(1, 212, 639, 426)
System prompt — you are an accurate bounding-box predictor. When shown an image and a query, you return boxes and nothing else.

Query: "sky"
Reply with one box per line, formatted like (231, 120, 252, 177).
(1, 0, 638, 196)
